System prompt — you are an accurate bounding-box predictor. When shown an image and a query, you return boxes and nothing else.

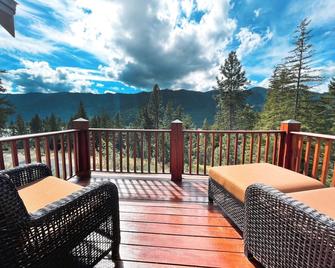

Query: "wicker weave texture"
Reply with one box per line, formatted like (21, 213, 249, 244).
(208, 178, 245, 231)
(0, 163, 120, 268)
(244, 184, 335, 268)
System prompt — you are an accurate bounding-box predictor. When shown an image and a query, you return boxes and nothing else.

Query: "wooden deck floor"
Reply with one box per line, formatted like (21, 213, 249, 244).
(74, 173, 259, 268)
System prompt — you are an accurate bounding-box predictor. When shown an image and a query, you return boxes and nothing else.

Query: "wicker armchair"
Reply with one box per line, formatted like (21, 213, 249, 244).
(0, 163, 120, 268)
(244, 184, 335, 268)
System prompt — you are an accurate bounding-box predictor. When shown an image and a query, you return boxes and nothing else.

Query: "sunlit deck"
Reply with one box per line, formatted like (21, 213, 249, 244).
(71, 172, 259, 268)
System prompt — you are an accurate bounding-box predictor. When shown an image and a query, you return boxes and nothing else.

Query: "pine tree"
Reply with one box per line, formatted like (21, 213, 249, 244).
(148, 84, 161, 129)
(15, 115, 26, 135)
(44, 114, 63, 131)
(257, 65, 295, 129)
(318, 77, 335, 133)
(0, 70, 13, 132)
(214, 51, 249, 130)
(74, 101, 88, 119)
(113, 112, 123, 128)
(29, 114, 43, 133)
(285, 18, 322, 120)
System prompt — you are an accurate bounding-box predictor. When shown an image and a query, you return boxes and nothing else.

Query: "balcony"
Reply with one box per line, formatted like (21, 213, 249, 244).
(1, 119, 334, 267)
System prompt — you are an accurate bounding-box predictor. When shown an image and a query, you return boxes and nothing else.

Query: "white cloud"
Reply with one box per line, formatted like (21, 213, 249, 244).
(254, 8, 261, 18)
(236, 27, 273, 58)
(12, 0, 237, 91)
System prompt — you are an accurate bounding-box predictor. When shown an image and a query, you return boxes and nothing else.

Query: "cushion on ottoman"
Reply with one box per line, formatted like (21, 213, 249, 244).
(288, 187, 335, 219)
(209, 163, 324, 202)
(18, 176, 82, 213)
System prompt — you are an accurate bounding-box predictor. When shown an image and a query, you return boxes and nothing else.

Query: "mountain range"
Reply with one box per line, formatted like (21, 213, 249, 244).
(3, 87, 268, 127)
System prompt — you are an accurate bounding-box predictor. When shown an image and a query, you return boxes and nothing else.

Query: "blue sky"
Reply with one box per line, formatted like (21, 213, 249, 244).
(0, 0, 334, 94)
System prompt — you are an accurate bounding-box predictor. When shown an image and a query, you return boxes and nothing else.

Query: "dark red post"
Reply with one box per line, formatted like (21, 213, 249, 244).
(73, 118, 91, 179)
(170, 120, 184, 181)
(280, 119, 301, 170)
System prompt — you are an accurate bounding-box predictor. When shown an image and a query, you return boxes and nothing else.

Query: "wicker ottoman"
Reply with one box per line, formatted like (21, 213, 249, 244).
(208, 163, 324, 231)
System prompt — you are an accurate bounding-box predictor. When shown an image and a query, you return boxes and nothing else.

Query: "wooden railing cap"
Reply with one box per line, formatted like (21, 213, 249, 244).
(172, 119, 183, 124)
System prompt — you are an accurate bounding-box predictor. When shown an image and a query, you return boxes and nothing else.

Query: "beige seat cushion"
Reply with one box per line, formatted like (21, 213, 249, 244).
(18, 176, 82, 213)
(288, 188, 335, 219)
(209, 163, 324, 203)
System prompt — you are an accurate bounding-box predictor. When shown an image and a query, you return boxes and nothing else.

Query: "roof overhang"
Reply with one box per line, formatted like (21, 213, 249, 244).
(0, 0, 17, 37)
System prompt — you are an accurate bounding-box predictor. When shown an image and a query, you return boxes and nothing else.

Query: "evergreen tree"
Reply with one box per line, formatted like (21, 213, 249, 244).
(202, 118, 210, 130)
(74, 101, 88, 119)
(257, 65, 295, 129)
(0, 70, 13, 132)
(44, 114, 63, 131)
(214, 51, 249, 130)
(148, 84, 161, 128)
(29, 114, 43, 133)
(15, 115, 26, 135)
(285, 18, 322, 120)
(318, 77, 335, 133)
(113, 112, 123, 128)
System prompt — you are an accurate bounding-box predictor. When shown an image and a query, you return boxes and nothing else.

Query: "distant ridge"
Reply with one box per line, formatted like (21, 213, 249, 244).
(3, 87, 268, 127)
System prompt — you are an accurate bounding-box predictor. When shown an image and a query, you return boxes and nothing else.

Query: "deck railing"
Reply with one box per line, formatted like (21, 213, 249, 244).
(183, 130, 285, 176)
(1, 118, 335, 185)
(0, 129, 79, 180)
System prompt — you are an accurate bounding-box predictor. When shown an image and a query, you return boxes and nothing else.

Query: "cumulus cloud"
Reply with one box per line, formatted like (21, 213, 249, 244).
(14, 0, 237, 91)
(3, 60, 107, 94)
(236, 27, 273, 58)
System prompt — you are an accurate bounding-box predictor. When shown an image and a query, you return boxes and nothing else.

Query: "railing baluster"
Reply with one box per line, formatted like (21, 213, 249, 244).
(45, 137, 51, 169)
(272, 133, 278, 165)
(23, 138, 31, 164)
(35, 137, 41, 163)
(226, 134, 231, 165)
(304, 137, 312, 176)
(73, 132, 78, 174)
(11, 140, 19, 167)
(219, 133, 223, 165)
(53, 135, 60, 177)
(211, 133, 215, 167)
(134, 132, 137, 173)
(256, 133, 262, 163)
(155, 132, 158, 174)
(162, 132, 165, 173)
(147, 132, 151, 173)
(241, 133, 246, 165)
(105, 131, 109, 172)
(332, 161, 335, 187)
(204, 133, 207, 174)
(196, 132, 200, 175)
(311, 138, 321, 178)
(320, 139, 332, 184)
(119, 132, 123, 172)
(127, 131, 130, 173)
(294, 136, 303, 172)
(264, 133, 270, 163)
(249, 134, 254, 163)
(189, 132, 192, 174)
(60, 133, 66, 179)
(234, 133, 238, 165)
(92, 131, 96, 171)
(0, 141, 4, 170)
(99, 131, 103, 171)
(141, 132, 144, 173)
(112, 132, 116, 172)
(67, 134, 73, 177)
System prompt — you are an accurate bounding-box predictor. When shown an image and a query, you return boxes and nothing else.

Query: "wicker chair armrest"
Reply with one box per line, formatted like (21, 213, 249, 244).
(0, 163, 52, 187)
(244, 183, 335, 268)
(21, 181, 120, 264)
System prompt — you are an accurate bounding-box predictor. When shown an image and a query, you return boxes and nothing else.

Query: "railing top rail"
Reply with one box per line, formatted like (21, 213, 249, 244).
(291, 131, 335, 141)
(0, 129, 79, 142)
(89, 128, 171, 133)
(183, 129, 285, 134)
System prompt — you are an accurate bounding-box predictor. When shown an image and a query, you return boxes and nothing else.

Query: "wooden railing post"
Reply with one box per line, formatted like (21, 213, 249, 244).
(73, 118, 91, 179)
(280, 119, 301, 170)
(170, 120, 184, 181)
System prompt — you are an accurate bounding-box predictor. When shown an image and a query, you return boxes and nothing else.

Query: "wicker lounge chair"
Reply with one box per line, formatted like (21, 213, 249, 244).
(208, 163, 324, 231)
(0, 163, 120, 268)
(244, 184, 335, 268)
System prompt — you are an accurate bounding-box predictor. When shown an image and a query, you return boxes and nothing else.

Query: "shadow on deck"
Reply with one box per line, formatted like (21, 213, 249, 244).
(71, 172, 260, 268)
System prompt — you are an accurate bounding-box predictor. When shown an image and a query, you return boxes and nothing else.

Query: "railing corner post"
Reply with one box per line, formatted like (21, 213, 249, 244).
(280, 119, 301, 170)
(170, 120, 184, 181)
(73, 118, 91, 179)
